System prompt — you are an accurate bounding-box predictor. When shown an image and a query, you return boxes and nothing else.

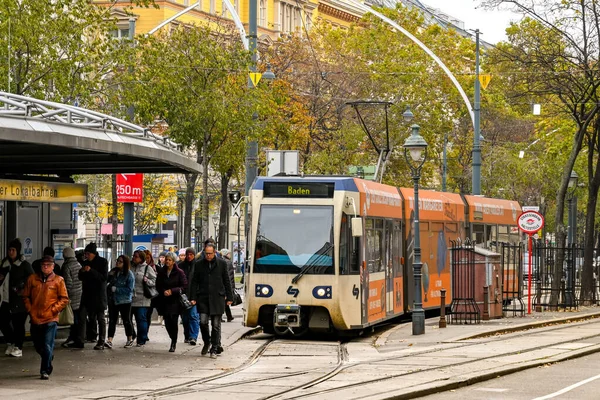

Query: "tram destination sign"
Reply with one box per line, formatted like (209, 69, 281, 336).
(264, 182, 334, 198)
(517, 210, 544, 234)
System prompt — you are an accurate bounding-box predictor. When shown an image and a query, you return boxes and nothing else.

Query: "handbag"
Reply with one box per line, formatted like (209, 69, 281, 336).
(232, 288, 243, 306)
(58, 302, 74, 326)
(179, 293, 194, 310)
(142, 265, 159, 299)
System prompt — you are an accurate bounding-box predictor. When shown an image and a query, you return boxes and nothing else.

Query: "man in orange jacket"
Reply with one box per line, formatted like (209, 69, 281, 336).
(23, 255, 69, 380)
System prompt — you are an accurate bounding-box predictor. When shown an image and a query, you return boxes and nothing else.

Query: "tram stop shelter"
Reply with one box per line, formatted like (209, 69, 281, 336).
(0, 92, 201, 262)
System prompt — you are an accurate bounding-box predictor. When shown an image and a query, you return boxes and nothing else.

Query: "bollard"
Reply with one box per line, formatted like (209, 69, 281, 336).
(439, 288, 447, 328)
(483, 286, 490, 321)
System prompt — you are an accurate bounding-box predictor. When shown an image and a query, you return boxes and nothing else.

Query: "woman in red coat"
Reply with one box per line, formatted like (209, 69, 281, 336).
(156, 252, 187, 352)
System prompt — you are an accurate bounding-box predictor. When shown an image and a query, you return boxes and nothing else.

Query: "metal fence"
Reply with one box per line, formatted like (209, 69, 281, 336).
(448, 239, 480, 324)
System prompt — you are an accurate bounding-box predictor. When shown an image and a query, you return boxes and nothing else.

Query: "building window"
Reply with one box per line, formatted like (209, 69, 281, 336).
(279, 3, 284, 32)
(210, 0, 215, 14)
(109, 28, 130, 40)
(235, 0, 239, 12)
(259, 0, 266, 27)
(294, 7, 300, 32)
(287, 4, 292, 33)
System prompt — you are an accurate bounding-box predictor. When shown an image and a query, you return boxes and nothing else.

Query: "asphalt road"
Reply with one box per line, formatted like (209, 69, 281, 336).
(421, 352, 600, 400)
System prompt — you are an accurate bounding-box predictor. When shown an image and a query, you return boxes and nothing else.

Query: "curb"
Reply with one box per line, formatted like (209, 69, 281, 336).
(377, 310, 600, 347)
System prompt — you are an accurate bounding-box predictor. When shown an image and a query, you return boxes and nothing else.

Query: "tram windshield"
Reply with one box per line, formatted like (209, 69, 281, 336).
(254, 205, 334, 275)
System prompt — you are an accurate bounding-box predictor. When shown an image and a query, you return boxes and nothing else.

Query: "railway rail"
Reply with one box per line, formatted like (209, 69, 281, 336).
(118, 318, 600, 400)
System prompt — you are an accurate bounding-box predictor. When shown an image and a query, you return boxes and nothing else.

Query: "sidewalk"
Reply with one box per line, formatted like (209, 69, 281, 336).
(357, 306, 600, 399)
(0, 304, 255, 400)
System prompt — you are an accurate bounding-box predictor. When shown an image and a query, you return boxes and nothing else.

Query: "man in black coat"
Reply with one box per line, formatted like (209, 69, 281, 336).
(189, 243, 233, 358)
(75, 242, 108, 350)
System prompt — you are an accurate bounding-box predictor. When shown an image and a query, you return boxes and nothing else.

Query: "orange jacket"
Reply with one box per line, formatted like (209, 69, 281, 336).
(23, 272, 69, 325)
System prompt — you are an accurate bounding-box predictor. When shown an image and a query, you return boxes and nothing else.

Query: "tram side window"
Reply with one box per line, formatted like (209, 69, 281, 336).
(366, 218, 383, 273)
(392, 221, 402, 276)
(339, 213, 360, 275)
(472, 224, 485, 244)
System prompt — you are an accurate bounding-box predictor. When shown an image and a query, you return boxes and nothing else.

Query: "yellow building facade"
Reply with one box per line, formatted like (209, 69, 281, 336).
(96, 0, 363, 41)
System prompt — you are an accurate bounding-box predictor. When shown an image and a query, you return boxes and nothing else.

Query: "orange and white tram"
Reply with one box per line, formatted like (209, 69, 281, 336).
(242, 176, 521, 335)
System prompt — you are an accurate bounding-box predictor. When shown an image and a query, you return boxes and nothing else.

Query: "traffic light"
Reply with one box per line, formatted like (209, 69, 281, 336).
(229, 190, 241, 204)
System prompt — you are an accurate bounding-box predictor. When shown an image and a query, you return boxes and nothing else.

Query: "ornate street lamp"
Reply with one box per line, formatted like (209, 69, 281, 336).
(403, 124, 428, 335)
(212, 214, 219, 248)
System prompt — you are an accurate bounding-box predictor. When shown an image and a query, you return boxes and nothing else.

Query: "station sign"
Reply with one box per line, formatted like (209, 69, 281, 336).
(0, 179, 87, 203)
(518, 210, 544, 234)
(116, 173, 143, 203)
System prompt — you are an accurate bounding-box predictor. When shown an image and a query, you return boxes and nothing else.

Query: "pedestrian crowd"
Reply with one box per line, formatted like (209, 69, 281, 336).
(0, 237, 238, 380)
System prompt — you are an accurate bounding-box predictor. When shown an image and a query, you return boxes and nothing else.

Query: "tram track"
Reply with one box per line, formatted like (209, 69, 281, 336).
(117, 318, 600, 400)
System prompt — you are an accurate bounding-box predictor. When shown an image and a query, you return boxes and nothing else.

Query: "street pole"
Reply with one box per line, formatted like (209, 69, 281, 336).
(237, 212, 241, 273)
(472, 29, 481, 195)
(123, 18, 136, 258)
(442, 131, 447, 192)
(244, 0, 259, 253)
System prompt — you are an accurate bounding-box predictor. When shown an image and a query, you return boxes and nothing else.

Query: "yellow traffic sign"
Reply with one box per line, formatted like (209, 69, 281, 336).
(249, 72, 262, 87)
(479, 74, 492, 90)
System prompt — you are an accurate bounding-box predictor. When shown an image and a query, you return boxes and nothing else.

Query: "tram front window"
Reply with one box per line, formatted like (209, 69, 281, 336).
(254, 205, 334, 275)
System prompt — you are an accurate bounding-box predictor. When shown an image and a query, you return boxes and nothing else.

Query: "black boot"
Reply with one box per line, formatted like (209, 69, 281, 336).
(169, 341, 176, 352)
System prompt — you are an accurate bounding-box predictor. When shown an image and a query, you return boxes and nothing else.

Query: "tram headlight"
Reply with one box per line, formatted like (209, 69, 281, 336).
(255, 284, 273, 298)
(313, 286, 332, 299)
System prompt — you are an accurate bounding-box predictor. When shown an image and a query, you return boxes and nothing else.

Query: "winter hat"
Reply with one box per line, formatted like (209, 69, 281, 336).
(220, 248, 230, 257)
(41, 255, 54, 264)
(186, 247, 196, 256)
(84, 242, 97, 254)
(178, 249, 186, 256)
(159, 251, 167, 257)
(8, 238, 22, 255)
(63, 247, 75, 259)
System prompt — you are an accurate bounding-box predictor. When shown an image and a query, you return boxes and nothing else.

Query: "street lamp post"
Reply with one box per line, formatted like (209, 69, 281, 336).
(212, 214, 219, 248)
(567, 170, 578, 246)
(403, 124, 428, 335)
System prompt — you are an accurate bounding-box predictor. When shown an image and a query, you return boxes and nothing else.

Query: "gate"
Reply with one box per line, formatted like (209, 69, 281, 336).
(448, 239, 480, 324)
(501, 243, 524, 316)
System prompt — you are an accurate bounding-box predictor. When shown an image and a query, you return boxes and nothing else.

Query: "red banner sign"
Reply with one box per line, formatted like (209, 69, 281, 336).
(116, 173, 143, 203)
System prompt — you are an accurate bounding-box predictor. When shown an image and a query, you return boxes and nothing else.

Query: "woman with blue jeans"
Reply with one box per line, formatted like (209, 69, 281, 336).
(106, 255, 135, 349)
(131, 250, 156, 347)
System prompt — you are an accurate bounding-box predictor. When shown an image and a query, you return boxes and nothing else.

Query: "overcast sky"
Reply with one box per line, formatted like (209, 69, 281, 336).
(421, 0, 522, 43)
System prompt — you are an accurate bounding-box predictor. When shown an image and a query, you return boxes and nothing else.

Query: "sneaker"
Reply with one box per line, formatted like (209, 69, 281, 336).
(189, 339, 197, 346)
(136, 343, 145, 348)
(10, 348, 22, 357)
(209, 351, 217, 359)
(5, 344, 13, 356)
(216, 346, 223, 355)
(201, 343, 210, 355)
(124, 340, 134, 348)
(40, 373, 49, 380)
(61, 340, 74, 348)
(67, 342, 84, 349)
(184, 338, 190, 344)
(104, 341, 113, 349)
(227, 317, 234, 322)
(93, 343, 104, 350)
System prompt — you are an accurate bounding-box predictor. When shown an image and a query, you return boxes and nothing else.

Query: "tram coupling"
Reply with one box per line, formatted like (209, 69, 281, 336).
(274, 304, 302, 333)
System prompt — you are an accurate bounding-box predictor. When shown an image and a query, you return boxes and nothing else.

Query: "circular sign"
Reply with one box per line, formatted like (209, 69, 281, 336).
(517, 211, 544, 234)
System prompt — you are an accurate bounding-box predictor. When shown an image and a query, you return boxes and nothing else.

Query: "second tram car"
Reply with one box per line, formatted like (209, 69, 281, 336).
(242, 176, 521, 335)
